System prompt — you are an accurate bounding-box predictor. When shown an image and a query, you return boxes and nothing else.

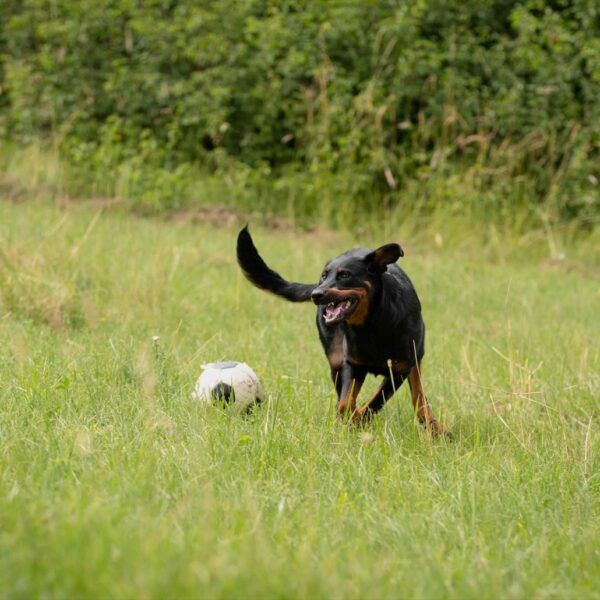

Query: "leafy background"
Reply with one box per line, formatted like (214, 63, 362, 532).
(1, 0, 598, 225)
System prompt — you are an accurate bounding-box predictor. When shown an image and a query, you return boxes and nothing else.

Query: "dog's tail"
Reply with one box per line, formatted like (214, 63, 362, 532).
(236, 226, 315, 302)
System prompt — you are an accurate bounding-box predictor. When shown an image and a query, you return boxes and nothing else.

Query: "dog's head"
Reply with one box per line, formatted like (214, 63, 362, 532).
(311, 243, 403, 326)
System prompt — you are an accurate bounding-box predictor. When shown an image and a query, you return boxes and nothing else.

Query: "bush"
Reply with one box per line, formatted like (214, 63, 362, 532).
(1, 0, 598, 223)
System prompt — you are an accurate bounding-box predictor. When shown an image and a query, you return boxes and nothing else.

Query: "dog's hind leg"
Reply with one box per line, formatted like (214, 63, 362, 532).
(407, 362, 449, 438)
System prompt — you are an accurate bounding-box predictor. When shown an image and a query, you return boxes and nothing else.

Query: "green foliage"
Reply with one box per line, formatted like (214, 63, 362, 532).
(1, 1, 599, 222)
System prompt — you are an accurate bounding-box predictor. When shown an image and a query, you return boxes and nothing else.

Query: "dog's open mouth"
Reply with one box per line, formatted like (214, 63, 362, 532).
(323, 298, 358, 325)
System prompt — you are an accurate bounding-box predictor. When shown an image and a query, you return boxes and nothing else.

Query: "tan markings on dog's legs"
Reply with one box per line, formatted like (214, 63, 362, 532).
(338, 377, 364, 417)
(352, 377, 389, 422)
(407, 362, 449, 437)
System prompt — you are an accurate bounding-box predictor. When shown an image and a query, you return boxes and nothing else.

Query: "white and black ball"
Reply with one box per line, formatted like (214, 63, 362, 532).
(193, 361, 263, 412)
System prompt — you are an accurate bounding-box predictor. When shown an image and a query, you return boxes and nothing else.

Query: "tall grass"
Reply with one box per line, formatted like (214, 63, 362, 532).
(0, 199, 598, 598)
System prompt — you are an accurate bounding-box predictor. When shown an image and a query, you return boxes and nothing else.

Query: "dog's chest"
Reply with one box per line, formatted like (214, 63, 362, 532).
(322, 325, 409, 372)
(345, 329, 403, 370)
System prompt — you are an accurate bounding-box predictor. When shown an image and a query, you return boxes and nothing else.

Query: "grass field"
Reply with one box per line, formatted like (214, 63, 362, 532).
(0, 200, 598, 599)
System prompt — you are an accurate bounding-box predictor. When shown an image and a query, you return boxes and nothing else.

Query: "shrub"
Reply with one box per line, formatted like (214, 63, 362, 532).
(1, 0, 598, 223)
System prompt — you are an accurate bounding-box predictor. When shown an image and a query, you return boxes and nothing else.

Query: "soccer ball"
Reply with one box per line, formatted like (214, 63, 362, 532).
(193, 361, 263, 412)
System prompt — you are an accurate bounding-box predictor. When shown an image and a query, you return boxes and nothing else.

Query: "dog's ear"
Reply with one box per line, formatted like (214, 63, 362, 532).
(365, 243, 404, 272)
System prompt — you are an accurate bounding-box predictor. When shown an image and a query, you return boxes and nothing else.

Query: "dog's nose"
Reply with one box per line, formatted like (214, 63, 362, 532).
(311, 289, 325, 303)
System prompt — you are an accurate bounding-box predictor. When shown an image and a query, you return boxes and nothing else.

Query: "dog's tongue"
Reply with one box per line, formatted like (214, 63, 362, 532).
(325, 301, 349, 320)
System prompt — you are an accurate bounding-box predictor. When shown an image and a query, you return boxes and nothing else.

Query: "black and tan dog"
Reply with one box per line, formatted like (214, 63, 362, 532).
(236, 227, 448, 436)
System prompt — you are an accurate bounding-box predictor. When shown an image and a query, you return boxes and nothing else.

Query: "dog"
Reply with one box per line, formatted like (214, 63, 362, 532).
(236, 226, 448, 436)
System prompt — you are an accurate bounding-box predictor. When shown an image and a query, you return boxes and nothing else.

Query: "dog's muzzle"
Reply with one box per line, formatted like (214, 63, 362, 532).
(312, 288, 360, 325)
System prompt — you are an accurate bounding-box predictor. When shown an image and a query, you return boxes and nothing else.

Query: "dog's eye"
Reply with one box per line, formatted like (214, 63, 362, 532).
(320, 271, 328, 281)
(337, 271, 351, 280)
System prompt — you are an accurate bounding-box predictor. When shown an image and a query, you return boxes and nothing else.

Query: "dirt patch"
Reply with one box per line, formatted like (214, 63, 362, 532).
(2, 191, 344, 245)
(0, 181, 31, 202)
(538, 257, 599, 277)
(168, 204, 342, 244)
(170, 204, 242, 228)
(55, 195, 125, 208)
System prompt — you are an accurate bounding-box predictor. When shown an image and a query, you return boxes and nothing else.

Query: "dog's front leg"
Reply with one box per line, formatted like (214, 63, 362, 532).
(337, 361, 366, 419)
(352, 370, 406, 423)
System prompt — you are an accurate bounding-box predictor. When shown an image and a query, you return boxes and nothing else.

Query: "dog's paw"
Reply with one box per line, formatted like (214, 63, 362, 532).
(427, 420, 452, 440)
(348, 407, 374, 427)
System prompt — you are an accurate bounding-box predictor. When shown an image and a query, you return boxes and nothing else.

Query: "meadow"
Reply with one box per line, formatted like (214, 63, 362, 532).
(0, 199, 598, 599)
